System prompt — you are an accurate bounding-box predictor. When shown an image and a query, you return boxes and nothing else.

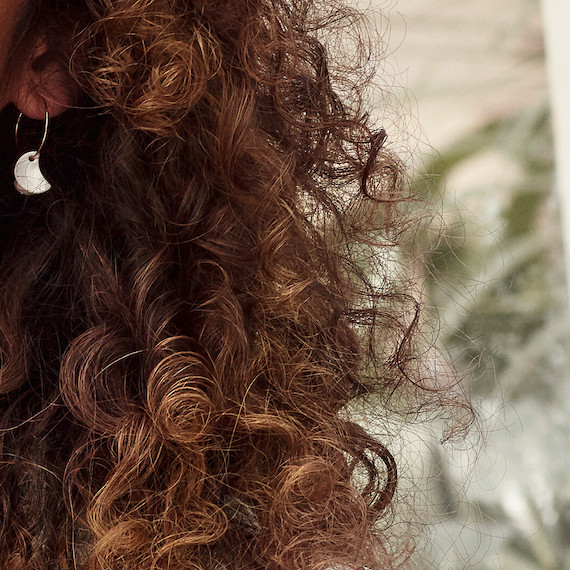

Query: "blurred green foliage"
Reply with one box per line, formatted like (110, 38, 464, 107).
(409, 101, 570, 569)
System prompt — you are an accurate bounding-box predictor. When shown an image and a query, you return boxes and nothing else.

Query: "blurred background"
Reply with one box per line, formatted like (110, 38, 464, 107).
(369, 0, 569, 568)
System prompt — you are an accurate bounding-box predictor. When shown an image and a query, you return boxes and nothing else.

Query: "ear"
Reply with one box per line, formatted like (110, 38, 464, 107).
(10, 39, 78, 120)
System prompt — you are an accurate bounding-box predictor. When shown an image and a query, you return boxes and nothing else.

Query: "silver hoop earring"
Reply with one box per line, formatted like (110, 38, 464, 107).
(13, 111, 52, 195)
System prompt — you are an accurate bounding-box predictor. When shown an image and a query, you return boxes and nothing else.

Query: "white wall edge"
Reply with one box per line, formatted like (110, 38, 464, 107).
(541, 0, 570, 303)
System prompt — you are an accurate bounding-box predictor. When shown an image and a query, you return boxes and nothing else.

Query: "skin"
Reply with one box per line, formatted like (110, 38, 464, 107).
(0, 0, 73, 119)
(0, 0, 24, 109)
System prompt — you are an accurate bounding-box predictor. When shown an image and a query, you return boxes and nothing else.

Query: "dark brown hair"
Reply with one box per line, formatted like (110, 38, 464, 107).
(0, 0, 466, 567)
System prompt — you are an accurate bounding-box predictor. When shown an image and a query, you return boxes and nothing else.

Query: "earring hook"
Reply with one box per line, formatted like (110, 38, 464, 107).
(14, 110, 50, 160)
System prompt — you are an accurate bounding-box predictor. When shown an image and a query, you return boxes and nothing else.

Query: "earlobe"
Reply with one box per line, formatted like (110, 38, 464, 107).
(10, 40, 78, 120)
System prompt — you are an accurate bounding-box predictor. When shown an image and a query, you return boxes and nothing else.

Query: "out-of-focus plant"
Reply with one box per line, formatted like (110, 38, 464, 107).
(409, 101, 570, 569)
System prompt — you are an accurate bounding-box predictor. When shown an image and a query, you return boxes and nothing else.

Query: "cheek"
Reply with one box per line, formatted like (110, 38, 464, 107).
(0, 0, 25, 106)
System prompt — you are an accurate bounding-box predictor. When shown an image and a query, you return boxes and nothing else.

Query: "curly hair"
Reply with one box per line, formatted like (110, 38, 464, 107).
(0, 0, 464, 567)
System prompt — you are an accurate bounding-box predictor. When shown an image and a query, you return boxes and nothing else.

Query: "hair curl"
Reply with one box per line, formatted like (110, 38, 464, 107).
(0, 0, 466, 568)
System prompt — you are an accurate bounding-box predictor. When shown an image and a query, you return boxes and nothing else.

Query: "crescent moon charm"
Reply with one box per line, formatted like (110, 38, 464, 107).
(14, 151, 52, 195)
